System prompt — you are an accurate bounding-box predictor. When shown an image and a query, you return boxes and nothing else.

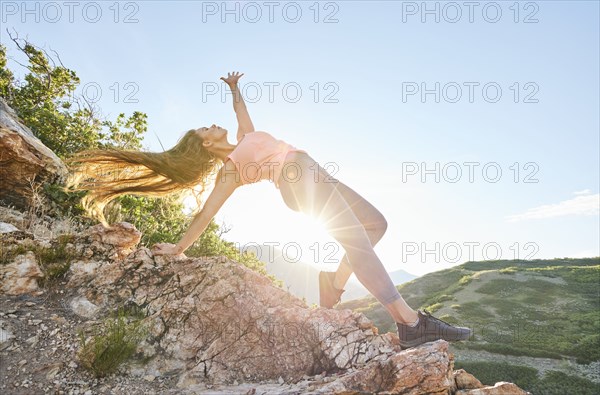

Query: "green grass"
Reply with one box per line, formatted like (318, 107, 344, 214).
(454, 361, 600, 395)
(457, 301, 495, 321)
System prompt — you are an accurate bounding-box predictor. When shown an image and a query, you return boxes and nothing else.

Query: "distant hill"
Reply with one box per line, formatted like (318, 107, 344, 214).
(240, 244, 417, 305)
(338, 257, 600, 394)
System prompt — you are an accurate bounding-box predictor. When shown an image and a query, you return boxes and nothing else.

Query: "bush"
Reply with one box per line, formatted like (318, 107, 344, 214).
(0, 38, 146, 158)
(424, 302, 443, 313)
(572, 334, 600, 364)
(77, 307, 148, 378)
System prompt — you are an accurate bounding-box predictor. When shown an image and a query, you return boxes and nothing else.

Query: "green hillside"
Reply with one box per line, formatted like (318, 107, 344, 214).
(339, 257, 600, 395)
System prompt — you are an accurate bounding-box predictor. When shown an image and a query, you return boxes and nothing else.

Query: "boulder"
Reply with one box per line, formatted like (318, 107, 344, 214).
(0, 251, 44, 295)
(0, 97, 67, 209)
(454, 369, 484, 390)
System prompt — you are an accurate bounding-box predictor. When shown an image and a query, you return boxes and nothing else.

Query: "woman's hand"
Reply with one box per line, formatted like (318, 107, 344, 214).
(220, 71, 244, 87)
(151, 243, 186, 258)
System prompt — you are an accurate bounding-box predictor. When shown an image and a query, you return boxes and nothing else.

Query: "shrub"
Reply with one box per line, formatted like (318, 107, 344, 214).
(77, 307, 148, 378)
(459, 275, 473, 286)
(423, 302, 443, 313)
(572, 334, 600, 364)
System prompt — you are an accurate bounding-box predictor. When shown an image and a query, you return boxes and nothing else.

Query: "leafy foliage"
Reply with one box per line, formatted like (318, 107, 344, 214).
(0, 38, 145, 157)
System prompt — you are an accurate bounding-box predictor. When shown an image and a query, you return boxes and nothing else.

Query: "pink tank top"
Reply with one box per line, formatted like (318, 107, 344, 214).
(225, 131, 306, 189)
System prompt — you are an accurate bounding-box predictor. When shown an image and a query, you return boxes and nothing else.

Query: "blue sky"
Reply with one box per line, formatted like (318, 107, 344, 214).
(1, 1, 598, 276)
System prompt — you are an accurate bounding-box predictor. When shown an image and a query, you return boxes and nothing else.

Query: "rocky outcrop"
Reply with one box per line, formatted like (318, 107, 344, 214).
(0, 215, 531, 394)
(0, 98, 67, 209)
(72, 247, 405, 387)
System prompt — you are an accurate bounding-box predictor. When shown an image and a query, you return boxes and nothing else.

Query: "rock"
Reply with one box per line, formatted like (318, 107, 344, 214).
(457, 381, 531, 394)
(25, 335, 39, 347)
(455, 368, 484, 390)
(0, 98, 67, 209)
(42, 362, 63, 380)
(84, 222, 141, 260)
(77, 253, 404, 387)
(0, 222, 32, 242)
(86, 222, 141, 249)
(317, 340, 455, 394)
(67, 260, 101, 288)
(69, 260, 100, 276)
(70, 296, 100, 319)
(0, 222, 19, 233)
(0, 251, 44, 295)
(0, 323, 14, 350)
(0, 206, 26, 228)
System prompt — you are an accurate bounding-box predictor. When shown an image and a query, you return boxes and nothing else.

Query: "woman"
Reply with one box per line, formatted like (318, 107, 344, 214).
(66, 71, 471, 350)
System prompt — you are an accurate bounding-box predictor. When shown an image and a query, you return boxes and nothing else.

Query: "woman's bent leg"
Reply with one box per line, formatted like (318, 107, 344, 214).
(283, 157, 402, 307)
(329, 179, 389, 290)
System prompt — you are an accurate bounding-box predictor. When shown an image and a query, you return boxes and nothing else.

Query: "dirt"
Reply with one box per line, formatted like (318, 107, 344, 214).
(0, 285, 181, 395)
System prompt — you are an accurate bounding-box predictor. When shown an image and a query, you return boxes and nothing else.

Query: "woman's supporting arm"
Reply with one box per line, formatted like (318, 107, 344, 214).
(175, 161, 240, 253)
(221, 71, 255, 141)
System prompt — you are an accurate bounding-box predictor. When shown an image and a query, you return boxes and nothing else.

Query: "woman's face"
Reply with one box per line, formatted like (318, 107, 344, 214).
(197, 124, 228, 144)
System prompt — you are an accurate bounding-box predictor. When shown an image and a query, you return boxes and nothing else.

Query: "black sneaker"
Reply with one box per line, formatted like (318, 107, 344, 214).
(396, 309, 472, 349)
(319, 271, 345, 309)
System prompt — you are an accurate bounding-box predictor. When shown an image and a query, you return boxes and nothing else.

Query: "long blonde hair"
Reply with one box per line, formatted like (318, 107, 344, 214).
(65, 129, 221, 226)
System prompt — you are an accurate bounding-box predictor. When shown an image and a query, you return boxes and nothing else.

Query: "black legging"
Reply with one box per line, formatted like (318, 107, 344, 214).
(278, 152, 402, 306)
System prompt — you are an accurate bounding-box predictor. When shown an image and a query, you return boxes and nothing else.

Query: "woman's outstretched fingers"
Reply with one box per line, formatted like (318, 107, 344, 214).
(220, 71, 244, 86)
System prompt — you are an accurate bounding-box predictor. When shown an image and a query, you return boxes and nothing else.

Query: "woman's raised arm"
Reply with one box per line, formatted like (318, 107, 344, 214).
(221, 71, 255, 141)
